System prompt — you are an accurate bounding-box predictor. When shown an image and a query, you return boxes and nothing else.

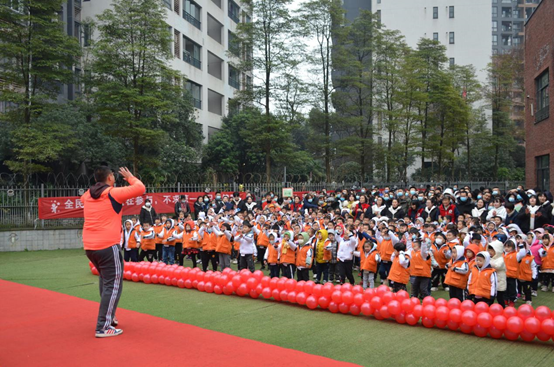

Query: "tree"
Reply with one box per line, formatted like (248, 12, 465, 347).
(0, 0, 81, 175)
(91, 0, 192, 174)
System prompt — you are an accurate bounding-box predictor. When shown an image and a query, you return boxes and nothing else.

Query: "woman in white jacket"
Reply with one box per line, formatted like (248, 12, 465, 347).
(488, 240, 507, 307)
(486, 198, 507, 221)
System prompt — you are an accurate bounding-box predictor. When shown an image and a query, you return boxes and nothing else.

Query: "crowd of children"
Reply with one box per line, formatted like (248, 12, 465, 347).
(120, 184, 554, 307)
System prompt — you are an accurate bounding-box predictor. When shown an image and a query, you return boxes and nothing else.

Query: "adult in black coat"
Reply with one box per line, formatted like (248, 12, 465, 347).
(174, 195, 191, 217)
(456, 191, 474, 216)
(139, 199, 157, 225)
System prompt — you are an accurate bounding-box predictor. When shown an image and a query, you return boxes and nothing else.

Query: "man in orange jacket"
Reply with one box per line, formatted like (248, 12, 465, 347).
(82, 166, 145, 338)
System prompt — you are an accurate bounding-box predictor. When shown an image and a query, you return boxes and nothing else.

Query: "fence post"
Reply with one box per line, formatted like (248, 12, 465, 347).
(40, 183, 44, 229)
(177, 182, 181, 193)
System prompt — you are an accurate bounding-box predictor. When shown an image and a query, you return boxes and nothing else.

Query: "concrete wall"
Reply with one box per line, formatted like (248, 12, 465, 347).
(0, 229, 83, 252)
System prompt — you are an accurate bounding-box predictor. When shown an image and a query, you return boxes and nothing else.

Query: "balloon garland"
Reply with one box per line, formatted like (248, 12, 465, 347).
(89, 261, 554, 343)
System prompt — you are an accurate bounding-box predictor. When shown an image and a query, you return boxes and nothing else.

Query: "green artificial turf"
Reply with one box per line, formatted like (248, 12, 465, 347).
(1, 249, 554, 367)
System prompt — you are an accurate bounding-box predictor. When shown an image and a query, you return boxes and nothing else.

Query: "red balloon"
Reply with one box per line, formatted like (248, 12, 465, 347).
(410, 297, 421, 306)
(177, 279, 185, 288)
(541, 319, 554, 336)
(413, 304, 423, 318)
(489, 303, 504, 316)
(520, 330, 536, 342)
(280, 290, 289, 301)
(256, 284, 263, 294)
(395, 312, 406, 324)
(185, 279, 193, 289)
(131, 273, 139, 282)
(246, 277, 258, 291)
(536, 331, 551, 342)
(363, 288, 375, 302)
(231, 275, 242, 288)
(269, 277, 279, 290)
(506, 316, 524, 334)
(164, 276, 172, 286)
(396, 290, 409, 301)
(342, 291, 354, 305)
(447, 320, 459, 331)
(461, 310, 477, 326)
(277, 278, 287, 291)
(352, 285, 364, 294)
(460, 300, 474, 311)
(143, 274, 151, 284)
(489, 326, 503, 339)
(312, 284, 323, 297)
(423, 304, 436, 319)
(379, 305, 390, 319)
(328, 301, 339, 313)
(361, 302, 373, 316)
(288, 290, 296, 303)
(318, 295, 330, 309)
(171, 277, 178, 286)
(342, 283, 353, 292)
(304, 281, 315, 295)
(518, 304, 534, 320)
(447, 298, 461, 310)
(151, 274, 159, 284)
(401, 299, 414, 313)
(321, 283, 333, 298)
(253, 270, 264, 280)
(331, 291, 342, 304)
(376, 285, 389, 297)
(261, 276, 271, 288)
(460, 323, 473, 334)
(214, 285, 223, 294)
(370, 296, 383, 311)
(435, 298, 448, 308)
(406, 313, 419, 326)
(422, 296, 435, 307)
(473, 325, 488, 337)
(535, 306, 551, 321)
(262, 287, 272, 299)
(338, 302, 349, 314)
(191, 279, 198, 289)
(388, 300, 401, 316)
(350, 304, 361, 316)
(436, 306, 450, 321)
(236, 283, 248, 296)
(503, 306, 517, 318)
(422, 317, 434, 328)
(296, 280, 306, 293)
(474, 302, 489, 314)
(504, 330, 519, 341)
(493, 315, 507, 331)
(285, 279, 296, 292)
(296, 292, 307, 305)
(271, 289, 281, 301)
(249, 289, 259, 299)
(197, 281, 205, 292)
(382, 292, 395, 305)
(224, 281, 234, 294)
(205, 281, 214, 293)
(124, 271, 131, 280)
(477, 312, 493, 328)
(353, 293, 364, 306)
(524, 317, 541, 334)
(373, 310, 384, 320)
(306, 295, 318, 309)
(449, 308, 462, 323)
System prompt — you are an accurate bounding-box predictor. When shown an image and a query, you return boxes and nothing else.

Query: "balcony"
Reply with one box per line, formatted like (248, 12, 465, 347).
(184, 11, 201, 30)
(183, 52, 201, 69)
(228, 9, 240, 23)
(229, 77, 240, 89)
(191, 98, 202, 109)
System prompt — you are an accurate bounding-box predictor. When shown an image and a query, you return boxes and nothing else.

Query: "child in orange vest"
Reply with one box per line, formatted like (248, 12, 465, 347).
(138, 221, 157, 262)
(199, 222, 218, 271)
(538, 234, 554, 292)
(296, 232, 313, 281)
(502, 240, 518, 307)
(355, 239, 380, 289)
(279, 231, 297, 279)
(122, 219, 140, 262)
(213, 223, 234, 271)
(264, 232, 280, 278)
(388, 242, 411, 292)
(409, 238, 432, 299)
(517, 242, 537, 305)
(182, 221, 200, 267)
(430, 233, 452, 292)
(445, 245, 469, 301)
(159, 219, 183, 265)
(377, 227, 399, 286)
(467, 252, 497, 306)
(153, 216, 164, 261)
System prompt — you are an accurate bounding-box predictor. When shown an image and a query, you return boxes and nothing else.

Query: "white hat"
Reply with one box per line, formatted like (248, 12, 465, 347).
(443, 188, 454, 198)
(526, 189, 537, 197)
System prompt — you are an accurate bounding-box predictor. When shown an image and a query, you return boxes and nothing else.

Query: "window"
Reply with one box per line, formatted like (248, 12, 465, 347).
(174, 29, 181, 59)
(492, 7, 498, 17)
(502, 34, 512, 46)
(228, 31, 240, 57)
(229, 0, 240, 23)
(449, 6, 454, 19)
(501, 7, 512, 18)
(376, 10, 381, 23)
(207, 14, 223, 43)
(174, 0, 180, 15)
(208, 89, 223, 115)
(433, 7, 438, 19)
(186, 81, 202, 109)
(377, 0, 381, 3)
(513, 36, 521, 46)
(163, 0, 171, 9)
(433, 32, 438, 41)
(492, 34, 498, 46)
(183, 37, 201, 69)
(246, 75, 252, 91)
(211, 0, 221, 8)
(449, 58, 455, 67)
(492, 48, 498, 55)
(449, 32, 454, 44)
(207, 51, 223, 79)
(184, 0, 201, 30)
(492, 21, 498, 32)
(83, 23, 91, 47)
(537, 155, 550, 192)
(229, 65, 240, 89)
(536, 69, 549, 123)
(502, 21, 512, 32)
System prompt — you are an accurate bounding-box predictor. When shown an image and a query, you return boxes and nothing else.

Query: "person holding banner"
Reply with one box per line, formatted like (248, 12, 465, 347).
(82, 166, 145, 338)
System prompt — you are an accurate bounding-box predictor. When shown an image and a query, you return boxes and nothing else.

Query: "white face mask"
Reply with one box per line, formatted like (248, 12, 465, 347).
(436, 238, 444, 245)
(145, 202, 151, 208)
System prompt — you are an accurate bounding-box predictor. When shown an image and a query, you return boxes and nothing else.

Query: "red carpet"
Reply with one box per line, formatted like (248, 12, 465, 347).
(0, 280, 358, 367)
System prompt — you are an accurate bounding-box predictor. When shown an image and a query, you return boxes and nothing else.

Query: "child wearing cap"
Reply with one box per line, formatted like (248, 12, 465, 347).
(445, 245, 469, 301)
(467, 251, 497, 305)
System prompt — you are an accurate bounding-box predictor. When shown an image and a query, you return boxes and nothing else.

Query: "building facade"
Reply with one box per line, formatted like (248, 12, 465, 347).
(82, 0, 249, 142)
(524, 0, 553, 191)
(491, 0, 540, 56)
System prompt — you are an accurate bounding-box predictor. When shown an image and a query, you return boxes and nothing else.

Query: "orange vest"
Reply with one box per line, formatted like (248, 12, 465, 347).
(280, 240, 297, 265)
(542, 246, 554, 271)
(503, 251, 519, 278)
(468, 266, 495, 299)
(266, 244, 279, 264)
(518, 253, 534, 282)
(410, 250, 432, 278)
(256, 230, 270, 248)
(201, 231, 218, 251)
(140, 230, 156, 250)
(388, 255, 410, 285)
(182, 231, 199, 249)
(127, 229, 139, 249)
(433, 244, 451, 269)
(360, 249, 379, 273)
(296, 245, 312, 268)
(162, 227, 180, 246)
(215, 233, 233, 254)
(379, 239, 394, 262)
(153, 224, 164, 243)
(445, 259, 469, 289)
